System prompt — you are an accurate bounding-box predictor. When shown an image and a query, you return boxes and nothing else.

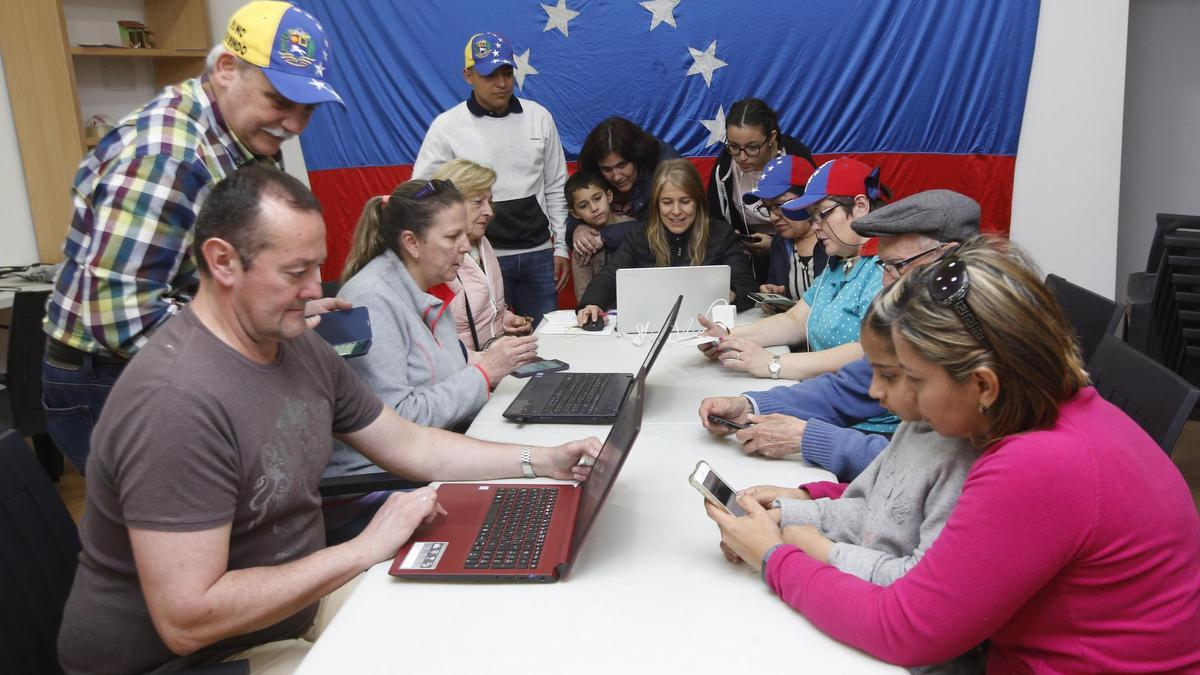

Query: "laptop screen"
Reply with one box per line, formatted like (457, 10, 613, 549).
(563, 377, 644, 572)
(637, 295, 683, 379)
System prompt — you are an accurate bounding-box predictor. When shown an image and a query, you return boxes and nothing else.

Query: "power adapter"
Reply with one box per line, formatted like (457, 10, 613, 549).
(710, 303, 737, 331)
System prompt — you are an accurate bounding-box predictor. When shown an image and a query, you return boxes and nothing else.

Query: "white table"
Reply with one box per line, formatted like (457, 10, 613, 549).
(298, 326, 899, 673)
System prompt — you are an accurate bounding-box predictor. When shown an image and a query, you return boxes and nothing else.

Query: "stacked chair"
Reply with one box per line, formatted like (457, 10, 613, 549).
(1049, 272, 1198, 455)
(1127, 213, 1200, 385)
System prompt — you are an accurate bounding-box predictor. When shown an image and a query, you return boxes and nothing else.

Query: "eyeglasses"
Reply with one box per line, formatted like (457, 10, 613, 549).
(754, 202, 784, 218)
(809, 203, 841, 225)
(927, 256, 993, 350)
(414, 179, 454, 199)
(875, 247, 940, 276)
(726, 140, 769, 158)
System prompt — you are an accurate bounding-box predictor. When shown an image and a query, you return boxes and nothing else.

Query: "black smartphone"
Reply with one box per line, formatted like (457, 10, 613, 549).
(707, 414, 750, 430)
(312, 306, 372, 358)
(513, 358, 569, 378)
(736, 233, 759, 242)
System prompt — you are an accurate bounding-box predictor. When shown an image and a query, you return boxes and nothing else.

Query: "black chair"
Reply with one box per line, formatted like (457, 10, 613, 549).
(1045, 274, 1124, 366)
(0, 425, 80, 674)
(0, 425, 252, 674)
(4, 290, 63, 479)
(1088, 335, 1200, 455)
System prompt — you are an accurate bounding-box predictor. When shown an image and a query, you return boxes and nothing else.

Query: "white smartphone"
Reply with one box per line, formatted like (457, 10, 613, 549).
(688, 460, 746, 516)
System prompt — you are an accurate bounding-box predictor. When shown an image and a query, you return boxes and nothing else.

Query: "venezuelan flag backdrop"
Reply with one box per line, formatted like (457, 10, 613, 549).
(295, 0, 1040, 280)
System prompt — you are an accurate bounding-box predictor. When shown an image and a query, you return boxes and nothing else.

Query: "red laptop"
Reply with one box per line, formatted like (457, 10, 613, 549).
(389, 376, 644, 582)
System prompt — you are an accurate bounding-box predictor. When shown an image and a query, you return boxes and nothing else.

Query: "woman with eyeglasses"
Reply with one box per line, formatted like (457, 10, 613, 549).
(707, 236, 1200, 672)
(575, 159, 757, 326)
(325, 181, 540, 504)
(738, 154, 828, 315)
(570, 117, 682, 261)
(702, 158, 889, 382)
(707, 98, 815, 284)
(431, 160, 534, 354)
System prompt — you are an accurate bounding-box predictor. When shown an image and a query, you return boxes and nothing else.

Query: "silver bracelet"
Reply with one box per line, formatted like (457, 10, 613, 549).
(520, 445, 536, 478)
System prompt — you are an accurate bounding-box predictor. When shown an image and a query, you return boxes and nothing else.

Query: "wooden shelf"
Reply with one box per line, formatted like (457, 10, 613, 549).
(70, 47, 207, 58)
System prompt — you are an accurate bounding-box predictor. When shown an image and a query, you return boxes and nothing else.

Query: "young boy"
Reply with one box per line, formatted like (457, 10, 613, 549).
(565, 172, 638, 301)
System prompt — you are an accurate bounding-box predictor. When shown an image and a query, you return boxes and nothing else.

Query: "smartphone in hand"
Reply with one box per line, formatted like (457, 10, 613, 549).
(513, 358, 569, 378)
(689, 460, 746, 516)
(707, 414, 750, 430)
(312, 306, 372, 358)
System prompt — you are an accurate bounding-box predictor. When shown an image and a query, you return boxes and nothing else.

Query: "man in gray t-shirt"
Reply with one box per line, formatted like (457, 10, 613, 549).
(57, 165, 600, 674)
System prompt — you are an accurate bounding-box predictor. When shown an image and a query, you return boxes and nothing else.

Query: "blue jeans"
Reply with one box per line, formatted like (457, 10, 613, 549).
(497, 249, 558, 326)
(42, 352, 126, 475)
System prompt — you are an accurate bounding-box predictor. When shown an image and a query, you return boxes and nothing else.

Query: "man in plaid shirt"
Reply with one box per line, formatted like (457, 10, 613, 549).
(42, 1, 346, 473)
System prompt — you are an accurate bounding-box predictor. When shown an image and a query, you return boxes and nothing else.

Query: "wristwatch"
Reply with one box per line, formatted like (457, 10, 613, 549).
(520, 445, 537, 478)
(768, 354, 782, 380)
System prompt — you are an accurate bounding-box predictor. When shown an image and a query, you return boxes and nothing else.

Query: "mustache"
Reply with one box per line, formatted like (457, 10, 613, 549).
(262, 126, 296, 141)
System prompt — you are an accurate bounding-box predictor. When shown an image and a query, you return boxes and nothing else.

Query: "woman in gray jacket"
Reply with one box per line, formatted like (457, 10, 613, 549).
(323, 179, 538, 541)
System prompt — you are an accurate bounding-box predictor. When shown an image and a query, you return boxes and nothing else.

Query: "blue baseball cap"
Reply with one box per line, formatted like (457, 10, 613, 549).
(742, 155, 817, 205)
(223, 1, 344, 108)
(781, 158, 879, 219)
(464, 32, 516, 76)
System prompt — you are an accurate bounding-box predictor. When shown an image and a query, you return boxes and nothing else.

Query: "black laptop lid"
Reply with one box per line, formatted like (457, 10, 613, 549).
(636, 295, 683, 380)
(558, 377, 644, 577)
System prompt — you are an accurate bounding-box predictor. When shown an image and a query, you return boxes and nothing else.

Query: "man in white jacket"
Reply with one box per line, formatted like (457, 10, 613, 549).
(413, 31, 569, 324)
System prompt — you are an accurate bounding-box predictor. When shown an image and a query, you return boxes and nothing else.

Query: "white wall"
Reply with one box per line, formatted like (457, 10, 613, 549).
(0, 51, 40, 266)
(0, 2, 1131, 268)
(1116, 0, 1200, 302)
(1009, 0, 1130, 299)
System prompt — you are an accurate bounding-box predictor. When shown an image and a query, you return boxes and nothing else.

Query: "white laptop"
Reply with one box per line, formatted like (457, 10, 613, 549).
(615, 265, 731, 333)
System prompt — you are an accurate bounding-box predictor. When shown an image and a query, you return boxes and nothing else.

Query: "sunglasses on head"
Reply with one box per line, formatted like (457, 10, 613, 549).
(414, 179, 454, 200)
(927, 256, 993, 351)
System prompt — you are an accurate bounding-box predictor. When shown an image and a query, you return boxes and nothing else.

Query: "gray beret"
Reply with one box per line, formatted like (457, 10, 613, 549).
(850, 189, 980, 242)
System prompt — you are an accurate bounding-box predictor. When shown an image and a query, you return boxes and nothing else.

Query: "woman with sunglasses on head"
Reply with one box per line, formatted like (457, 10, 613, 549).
(325, 181, 540, 503)
(707, 98, 815, 284)
(708, 236, 1200, 672)
(570, 117, 682, 262)
(432, 160, 534, 356)
(701, 158, 889, 381)
(575, 159, 757, 326)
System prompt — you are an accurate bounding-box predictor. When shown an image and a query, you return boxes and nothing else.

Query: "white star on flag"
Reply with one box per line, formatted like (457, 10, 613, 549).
(513, 48, 539, 90)
(700, 105, 726, 147)
(640, 0, 680, 30)
(314, 63, 325, 77)
(686, 40, 727, 87)
(541, 0, 580, 37)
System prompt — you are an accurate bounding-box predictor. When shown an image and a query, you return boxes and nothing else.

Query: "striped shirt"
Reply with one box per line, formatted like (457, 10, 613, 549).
(45, 75, 276, 357)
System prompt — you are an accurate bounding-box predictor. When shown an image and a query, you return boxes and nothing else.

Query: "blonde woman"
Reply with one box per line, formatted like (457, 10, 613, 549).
(432, 159, 533, 353)
(708, 236, 1200, 671)
(575, 159, 757, 326)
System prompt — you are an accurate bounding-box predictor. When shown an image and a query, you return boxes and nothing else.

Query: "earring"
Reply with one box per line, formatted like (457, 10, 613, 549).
(978, 404, 990, 414)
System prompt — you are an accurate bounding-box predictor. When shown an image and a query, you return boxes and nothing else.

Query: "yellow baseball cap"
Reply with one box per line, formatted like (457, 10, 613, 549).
(223, 1, 344, 107)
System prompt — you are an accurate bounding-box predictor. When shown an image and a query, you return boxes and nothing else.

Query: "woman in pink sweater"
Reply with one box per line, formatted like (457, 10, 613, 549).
(433, 160, 533, 355)
(707, 236, 1200, 671)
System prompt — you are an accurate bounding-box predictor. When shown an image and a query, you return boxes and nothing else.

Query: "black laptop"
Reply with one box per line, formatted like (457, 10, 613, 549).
(502, 295, 681, 423)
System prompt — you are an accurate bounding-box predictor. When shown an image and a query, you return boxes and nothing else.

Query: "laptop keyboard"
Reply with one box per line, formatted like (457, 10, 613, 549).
(542, 373, 610, 415)
(465, 487, 558, 570)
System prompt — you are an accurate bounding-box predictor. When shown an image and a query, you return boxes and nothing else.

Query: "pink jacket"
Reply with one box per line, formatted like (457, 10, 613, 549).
(448, 237, 515, 357)
(766, 387, 1200, 671)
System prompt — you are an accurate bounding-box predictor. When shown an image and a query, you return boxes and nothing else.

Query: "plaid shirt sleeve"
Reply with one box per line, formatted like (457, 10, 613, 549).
(71, 153, 214, 357)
